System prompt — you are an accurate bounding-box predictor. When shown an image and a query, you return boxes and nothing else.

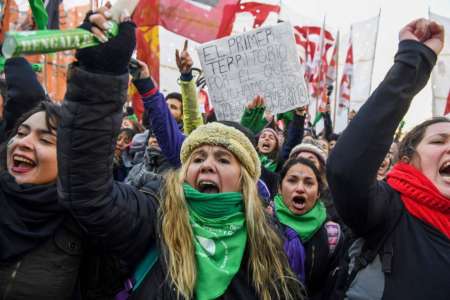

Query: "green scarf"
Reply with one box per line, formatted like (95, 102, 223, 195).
(274, 194, 327, 242)
(184, 184, 247, 300)
(259, 154, 277, 172)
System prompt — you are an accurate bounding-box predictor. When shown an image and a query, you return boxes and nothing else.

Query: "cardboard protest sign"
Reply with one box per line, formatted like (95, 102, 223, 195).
(197, 21, 309, 121)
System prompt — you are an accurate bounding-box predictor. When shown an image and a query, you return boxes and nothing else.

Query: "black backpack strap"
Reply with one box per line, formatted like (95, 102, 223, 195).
(345, 245, 379, 290)
(381, 231, 394, 274)
(345, 207, 404, 290)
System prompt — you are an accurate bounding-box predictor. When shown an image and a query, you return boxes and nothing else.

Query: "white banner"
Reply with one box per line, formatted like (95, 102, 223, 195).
(196, 22, 309, 121)
(349, 14, 380, 111)
(430, 12, 450, 116)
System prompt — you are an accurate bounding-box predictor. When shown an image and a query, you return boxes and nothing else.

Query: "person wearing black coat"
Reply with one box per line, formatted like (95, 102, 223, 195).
(124, 140, 173, 193)
(272, 158, 344, 300)
(0, 12, 139, 300)
(57, 8, 305, 300)
(0, 57, 46, 143)
(327, 19, 450, 300)
(0, 100, 86, 299)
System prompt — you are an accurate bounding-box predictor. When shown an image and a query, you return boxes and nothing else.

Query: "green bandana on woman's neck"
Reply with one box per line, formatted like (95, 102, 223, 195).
(183, 184, 247, 300)
(274, 194, 327, 242)
(259, 154, 277, 172)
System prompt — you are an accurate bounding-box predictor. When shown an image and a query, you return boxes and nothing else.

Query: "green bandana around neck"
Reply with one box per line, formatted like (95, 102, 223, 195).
(183, 183, 247, 300)
(183, 183, 244, 217)
(274, 194, 327, 242)
(259, 154, 277, 172)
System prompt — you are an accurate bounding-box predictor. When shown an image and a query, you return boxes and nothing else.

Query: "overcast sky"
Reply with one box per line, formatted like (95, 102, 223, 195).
(292, 0, 450, 129)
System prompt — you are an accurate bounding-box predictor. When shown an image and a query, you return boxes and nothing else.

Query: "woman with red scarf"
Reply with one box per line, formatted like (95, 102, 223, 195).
(327, 19, 449, 300)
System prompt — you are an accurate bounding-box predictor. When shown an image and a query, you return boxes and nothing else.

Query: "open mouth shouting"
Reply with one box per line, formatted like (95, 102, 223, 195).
(197, 180, 220, 194)
(11, 154, 37, 174)
(291, 195, 306, 212)
(260, 142, 273, 152)
(439, 161, 450, 183)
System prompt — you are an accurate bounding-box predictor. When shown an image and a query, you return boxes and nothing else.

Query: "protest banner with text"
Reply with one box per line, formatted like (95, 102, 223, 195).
(197, 21, 309, 121)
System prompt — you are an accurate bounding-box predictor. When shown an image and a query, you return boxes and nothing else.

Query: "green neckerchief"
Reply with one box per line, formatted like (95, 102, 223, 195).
(259, 154, 277, 172)
(274, 194, 326, 242)
(183, 184, 247, 300)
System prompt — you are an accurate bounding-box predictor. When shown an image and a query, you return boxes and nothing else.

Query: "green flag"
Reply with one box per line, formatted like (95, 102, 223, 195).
(29, 0, 48, 30)
(312, 112, 323, 127)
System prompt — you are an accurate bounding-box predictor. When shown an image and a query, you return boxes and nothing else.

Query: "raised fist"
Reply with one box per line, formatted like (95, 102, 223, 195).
(399, 18, 444, 55)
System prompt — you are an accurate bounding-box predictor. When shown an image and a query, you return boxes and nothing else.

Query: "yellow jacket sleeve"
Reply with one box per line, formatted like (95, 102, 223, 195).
(180, 78, 203, 135)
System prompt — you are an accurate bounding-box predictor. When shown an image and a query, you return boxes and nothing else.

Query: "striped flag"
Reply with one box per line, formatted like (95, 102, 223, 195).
(338, 28, 353, 113)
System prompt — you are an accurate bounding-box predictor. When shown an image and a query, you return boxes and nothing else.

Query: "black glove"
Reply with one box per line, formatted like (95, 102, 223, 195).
(75, 17, 136, 75)
(4, 57, 46, 134)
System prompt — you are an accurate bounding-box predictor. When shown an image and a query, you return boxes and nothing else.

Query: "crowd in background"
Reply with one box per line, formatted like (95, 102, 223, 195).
(0, 7, 448, 300)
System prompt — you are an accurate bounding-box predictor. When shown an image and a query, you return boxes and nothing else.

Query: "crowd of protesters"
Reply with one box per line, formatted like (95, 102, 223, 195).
(0, 5, 448, 300)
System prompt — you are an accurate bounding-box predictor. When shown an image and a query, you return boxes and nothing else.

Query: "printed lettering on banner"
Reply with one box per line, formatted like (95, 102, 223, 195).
(196, 22, 309, 121)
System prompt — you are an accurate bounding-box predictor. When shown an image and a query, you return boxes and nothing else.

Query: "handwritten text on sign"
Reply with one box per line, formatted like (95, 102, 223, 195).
(197, 22, 309, 121)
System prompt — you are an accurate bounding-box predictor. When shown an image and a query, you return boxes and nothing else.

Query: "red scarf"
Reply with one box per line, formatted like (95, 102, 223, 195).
(387, 162, 450, 240)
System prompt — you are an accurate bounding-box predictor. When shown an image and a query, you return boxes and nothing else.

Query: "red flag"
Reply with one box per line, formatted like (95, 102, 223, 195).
(129, 26, 160, 120)
(235, 1, 280, 28)
(135, 26, 160, 84)
(339, 30, 353, 112)
(445, 89, 450, 116)
(327, 31, 339, 85)
(133, 0, 240, 43)
(308, 23, 335, 102)
(294, 26, 334, 64)
(293, 25, 334, 101)
(199, 88, 212, 114)
(317, 31, 339, 112)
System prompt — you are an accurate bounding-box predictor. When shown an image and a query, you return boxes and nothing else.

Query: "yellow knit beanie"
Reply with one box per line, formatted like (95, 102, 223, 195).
(180, 122, 261, 179)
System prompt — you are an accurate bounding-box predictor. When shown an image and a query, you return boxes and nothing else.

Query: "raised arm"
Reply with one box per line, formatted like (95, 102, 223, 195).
(132, 63, 186, 168)
(57, 12, 157, 267)
(280, 107, 306, 161)
(240, 95, 269, 134)
(322, 110, 333, 141)
(326, 19, 442, 236)
(176, 40, 203, 134)
(1, 57, 46, 142)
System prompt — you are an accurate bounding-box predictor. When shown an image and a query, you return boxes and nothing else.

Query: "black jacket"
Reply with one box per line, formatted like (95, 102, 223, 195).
(124, 147, 172, 192)
(0, 217, 83, 300)
(0, 168, 83, 300)
(58, 65, 155, 269)
(0, 57, 46, 143)
(304, 223, 343, 300)
(327, 40, 450, 300)
(57, 66, 291, 299)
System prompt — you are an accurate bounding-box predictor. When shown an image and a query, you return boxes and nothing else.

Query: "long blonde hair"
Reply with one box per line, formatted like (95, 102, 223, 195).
(160, 155, 306, 300)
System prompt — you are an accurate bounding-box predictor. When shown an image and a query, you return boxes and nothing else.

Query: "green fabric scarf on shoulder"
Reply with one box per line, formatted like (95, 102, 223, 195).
(184, 183, 247, 300)
(274, 194, 326, 242)
(259, 154, 277, 172)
